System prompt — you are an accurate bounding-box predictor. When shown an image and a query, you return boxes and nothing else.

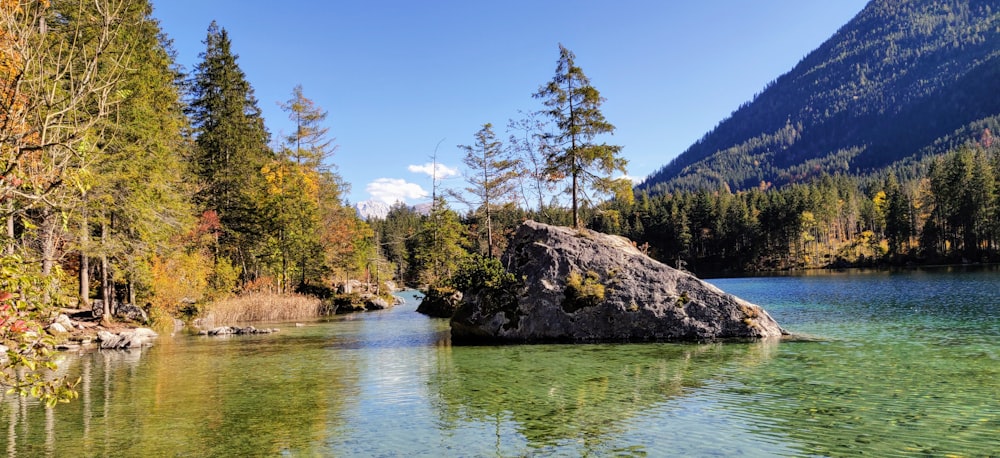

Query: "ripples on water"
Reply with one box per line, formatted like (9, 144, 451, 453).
(1, 270, 999, 456)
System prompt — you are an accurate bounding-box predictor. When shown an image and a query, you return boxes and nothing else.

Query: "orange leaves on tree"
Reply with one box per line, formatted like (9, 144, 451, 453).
(195, 210, 222, 236)
(0, 289, 30, 336)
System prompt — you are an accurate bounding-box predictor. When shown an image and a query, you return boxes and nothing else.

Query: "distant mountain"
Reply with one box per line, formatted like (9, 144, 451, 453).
(354, 200, 391, 220)
(412, 202, 433, 216)
(639, 0, 1000, 194)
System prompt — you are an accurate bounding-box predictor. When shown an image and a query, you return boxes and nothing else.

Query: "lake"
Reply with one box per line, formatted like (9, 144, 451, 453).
(2, 267, 998, 456)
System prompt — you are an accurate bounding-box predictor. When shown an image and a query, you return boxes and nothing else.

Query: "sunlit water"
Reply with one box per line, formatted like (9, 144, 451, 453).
(2, 268, 998, 456)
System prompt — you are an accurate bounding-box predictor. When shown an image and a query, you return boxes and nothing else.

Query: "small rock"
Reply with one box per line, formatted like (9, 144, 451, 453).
(48, 322, 68, 334)
(365, 297, 389, 310)
(208, 326, 233, 336)
(55, 314, 73, 329)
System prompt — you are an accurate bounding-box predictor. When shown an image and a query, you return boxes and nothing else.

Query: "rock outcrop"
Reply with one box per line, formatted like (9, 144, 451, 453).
(416, 287, 462, 318)
(451, 221, 786, 344)
(333, 293, 397, 314)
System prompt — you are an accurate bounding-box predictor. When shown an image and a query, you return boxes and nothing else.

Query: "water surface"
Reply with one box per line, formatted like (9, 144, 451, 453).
(2, 268, 998, 456)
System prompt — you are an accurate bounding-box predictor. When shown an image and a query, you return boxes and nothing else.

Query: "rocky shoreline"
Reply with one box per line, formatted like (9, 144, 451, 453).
(41, 312, 158, 352)
(45, 289, 407, 353)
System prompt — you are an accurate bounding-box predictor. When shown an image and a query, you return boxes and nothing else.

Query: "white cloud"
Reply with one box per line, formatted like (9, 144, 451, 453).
(618, 174, 645, 184)
(408, 162, 459, 179)
(366, 178, 429, 204)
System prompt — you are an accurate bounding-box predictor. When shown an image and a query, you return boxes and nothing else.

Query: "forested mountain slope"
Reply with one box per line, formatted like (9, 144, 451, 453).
(639, 0, 1000, 193)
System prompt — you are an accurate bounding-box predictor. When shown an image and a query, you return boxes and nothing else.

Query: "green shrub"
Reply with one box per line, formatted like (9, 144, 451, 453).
(449, 255, 517, 294)
(563, 270, 605, 312)
(448, 255, 520, 319)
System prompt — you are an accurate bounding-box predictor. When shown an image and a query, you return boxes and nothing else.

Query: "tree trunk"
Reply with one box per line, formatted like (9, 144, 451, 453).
(40, 210, 56, 276)
(39, 210, 59, 304)
(100, 219, 113, 323)
(571, 171, 579, 229)
(79, 206, 90, 309)
(5, 204, 13, 256)
(280, 230, 287, 294)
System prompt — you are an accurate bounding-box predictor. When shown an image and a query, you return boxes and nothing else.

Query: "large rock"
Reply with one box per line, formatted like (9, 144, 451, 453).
(451, 221, 786, 344)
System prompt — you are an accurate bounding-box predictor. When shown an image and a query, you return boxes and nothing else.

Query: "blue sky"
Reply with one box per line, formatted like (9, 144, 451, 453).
(151, 0, 869, 207)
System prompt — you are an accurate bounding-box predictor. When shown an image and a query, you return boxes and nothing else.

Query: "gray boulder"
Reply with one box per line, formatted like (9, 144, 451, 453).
(54, 314, 74, 329)
(97, 328, 158, 349)
(451, 221, 786, 344)
(47, 322, 69, 334)
(115, 303, 149, 323)
(364, 296, 389, 310)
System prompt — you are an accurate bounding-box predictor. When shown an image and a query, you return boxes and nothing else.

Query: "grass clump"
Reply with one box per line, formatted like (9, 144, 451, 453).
(563, 270, 605, 312)
(202, 292, 322, 327)
(739, 304, 760, 328)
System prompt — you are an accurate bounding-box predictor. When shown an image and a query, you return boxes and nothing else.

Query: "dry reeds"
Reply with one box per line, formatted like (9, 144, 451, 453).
(202, 292, 323, 327)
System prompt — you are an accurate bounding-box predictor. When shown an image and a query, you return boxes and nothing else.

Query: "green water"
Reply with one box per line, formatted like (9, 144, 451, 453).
(2, 268, 998, 456)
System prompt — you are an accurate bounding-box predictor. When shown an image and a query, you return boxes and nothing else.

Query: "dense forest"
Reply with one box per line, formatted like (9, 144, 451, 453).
(1, 0, 375, 313)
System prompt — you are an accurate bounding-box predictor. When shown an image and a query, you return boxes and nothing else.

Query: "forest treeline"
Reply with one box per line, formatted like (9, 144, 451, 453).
(375, 133, 999, 281)
(1, 0, 375, 334)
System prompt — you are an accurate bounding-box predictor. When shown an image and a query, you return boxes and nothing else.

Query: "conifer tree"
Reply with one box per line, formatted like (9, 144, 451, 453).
(280, 84, 336, 168)
(412, 197, 467, 286)
(188, 21, 272, 283)
(534, 44, 628, 228)
(456, 123, 519, 257)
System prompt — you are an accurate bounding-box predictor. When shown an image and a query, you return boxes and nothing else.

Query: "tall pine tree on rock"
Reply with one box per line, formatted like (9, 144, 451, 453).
(534, 44, 628, 228)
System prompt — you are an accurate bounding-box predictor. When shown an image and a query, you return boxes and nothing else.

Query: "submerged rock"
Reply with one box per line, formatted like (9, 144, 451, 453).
(199, 326, 278, 336)
(451, 221, 786, 344)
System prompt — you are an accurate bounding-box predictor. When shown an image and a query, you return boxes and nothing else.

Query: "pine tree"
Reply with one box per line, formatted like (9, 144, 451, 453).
(279, 84, 336, 168)
(883, 174, 912, 256)
(534, 44, 628, 228)
(188, 21, 273, 283)
(456, 123, 520, 257)
(412, 198, 468, 286)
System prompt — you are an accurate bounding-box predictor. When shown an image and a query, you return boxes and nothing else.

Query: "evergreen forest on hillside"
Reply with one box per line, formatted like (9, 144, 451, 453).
(639, 0, 1000, 194)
